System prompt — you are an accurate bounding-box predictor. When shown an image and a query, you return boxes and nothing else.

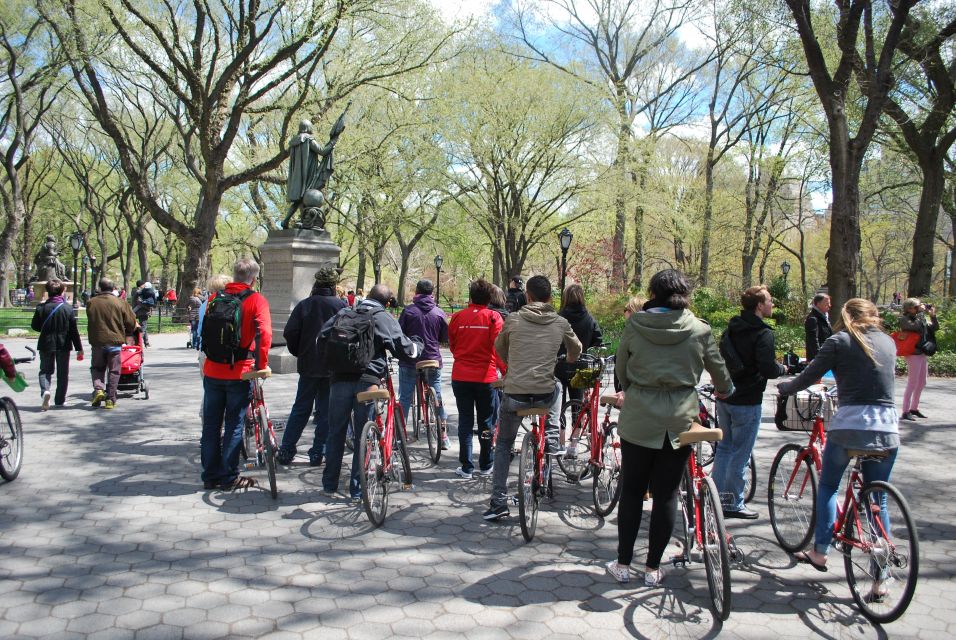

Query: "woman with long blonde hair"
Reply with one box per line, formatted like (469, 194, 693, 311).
(778, 299, 899, 595)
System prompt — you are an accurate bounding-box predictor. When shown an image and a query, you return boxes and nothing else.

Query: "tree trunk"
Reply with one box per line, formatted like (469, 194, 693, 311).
(0, 185, 26, 308)
(826, 124, 862, 312)
(907, 153, 945, 297)
(610, 106, 630, 292)
(629, 143, 651, 290)
(699, 150, 716, 286)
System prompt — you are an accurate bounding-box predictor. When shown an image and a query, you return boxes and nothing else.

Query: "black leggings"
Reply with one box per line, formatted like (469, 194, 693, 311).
(616, 437, 690, 568)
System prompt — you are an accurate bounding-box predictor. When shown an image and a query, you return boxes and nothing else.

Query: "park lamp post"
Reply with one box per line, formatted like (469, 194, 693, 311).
(558, 228, 573, 293)
(81, 255, 90, 302)
(434, 254, 443, 307)
(373, 260, 381, 284)
(781, 260, 791, 283)
(68, 232, 84, 308)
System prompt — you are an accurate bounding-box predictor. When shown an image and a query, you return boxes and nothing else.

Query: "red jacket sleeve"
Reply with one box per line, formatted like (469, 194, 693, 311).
(0, 345, 15, 378)
(250, 293, 272, 370)
(490, 312, 506, 375)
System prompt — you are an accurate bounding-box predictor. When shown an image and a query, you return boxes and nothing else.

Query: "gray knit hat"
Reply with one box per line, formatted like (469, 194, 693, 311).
(314, 267, 340, 288)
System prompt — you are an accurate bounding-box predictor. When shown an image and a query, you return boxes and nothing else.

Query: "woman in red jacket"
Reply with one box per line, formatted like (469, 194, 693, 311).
(448, 279, 505, 479)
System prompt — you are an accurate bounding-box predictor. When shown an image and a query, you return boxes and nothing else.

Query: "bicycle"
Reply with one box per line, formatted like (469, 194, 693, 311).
(673, 421, 737, 621)
(696, 384, 756, 504)
(357, 359, 413, 527)
(0, 347, 36, 482)
(590, 394, 623, 517)
(516, 406, 555, 542)
(768, 390, 917, 623)
(240, 368, 279, 499)
(407, 359, 445, 464)
(767, 386, 836, 551)
(557, 350, 612, 483)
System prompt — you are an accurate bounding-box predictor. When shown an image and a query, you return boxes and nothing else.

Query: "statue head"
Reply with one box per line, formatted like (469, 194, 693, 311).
(46, 235, 56, 243)
(298, 119, 313, 134)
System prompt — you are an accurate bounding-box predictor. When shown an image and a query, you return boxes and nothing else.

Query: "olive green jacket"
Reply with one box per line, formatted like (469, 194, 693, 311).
(616, 308, 733, 449)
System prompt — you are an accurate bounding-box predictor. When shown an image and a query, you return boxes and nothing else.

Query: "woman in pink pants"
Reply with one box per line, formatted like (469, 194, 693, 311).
(899, 298, 938, 421)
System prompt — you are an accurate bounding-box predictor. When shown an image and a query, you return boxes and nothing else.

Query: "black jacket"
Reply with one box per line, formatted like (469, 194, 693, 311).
(723, 310, 786, 405)
(284, 288, 347, 377)
(506, 288, 527, 312)
(804, 307, 833, 360)
(31, 298, 82, 353)
(320, 298, 422, 384)
(899, 312, 939, 355)
(558, 304, 603, 356)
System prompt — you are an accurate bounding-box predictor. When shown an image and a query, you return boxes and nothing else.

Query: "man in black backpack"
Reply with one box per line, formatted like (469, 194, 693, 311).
(714, 285, 786, 519)
(505, 276, 527, 313)
(319, 283, 422, 499)
(276, 267, 347, 467)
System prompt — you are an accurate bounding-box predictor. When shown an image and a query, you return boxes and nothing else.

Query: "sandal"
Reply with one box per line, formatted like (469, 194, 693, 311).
(223, 476, 258, 491)
(793, 550, 828, 573)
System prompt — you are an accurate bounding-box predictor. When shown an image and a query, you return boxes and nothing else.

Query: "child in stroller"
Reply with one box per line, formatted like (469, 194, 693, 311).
(118, 327, 150, 399)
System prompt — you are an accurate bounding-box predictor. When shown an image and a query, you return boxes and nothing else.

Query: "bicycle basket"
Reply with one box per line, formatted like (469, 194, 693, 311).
(774, 389, 837, 432)
(570, 367, 602, 389)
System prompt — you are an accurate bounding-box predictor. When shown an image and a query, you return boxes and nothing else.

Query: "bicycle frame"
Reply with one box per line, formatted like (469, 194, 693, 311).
(374, 372, 400, 470)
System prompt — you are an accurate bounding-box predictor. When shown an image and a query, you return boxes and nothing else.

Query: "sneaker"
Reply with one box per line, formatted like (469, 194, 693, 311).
(91, 390, 106, 407)
(454, 467, 473, 479)
(723, 507, 759, 520)
(441, 433, 451, 450)
(644, 566, 664, 587)
(900, 411, 914, 421)
(605, 561, 630, 584)
(910, 409, 927, 419)
(349, 494, 362, 503)
(482, 503, 510, 521)
(276, 450, 295, 465)
(308, 453, 323, 467)
(478, 467, 494, 477)
(104, 400, 116, 410)
(545, 438, 560, 456)
(41, 391, 51, 411)
(564, 442, 578, 458)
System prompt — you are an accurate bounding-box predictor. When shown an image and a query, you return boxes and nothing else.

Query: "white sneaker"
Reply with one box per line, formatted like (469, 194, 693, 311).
(41, 391, 51, 411)
(478, 467, 494, 477)
(564, 442, 578, 458)
(605, 561, 630, 584)
(454, 467, 473, 479)
(442, 434, 452, 450)
(644, 566, 664, 587)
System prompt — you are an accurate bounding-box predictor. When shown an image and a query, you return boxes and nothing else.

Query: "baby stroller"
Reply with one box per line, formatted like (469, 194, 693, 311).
(118, 327, 150, 399)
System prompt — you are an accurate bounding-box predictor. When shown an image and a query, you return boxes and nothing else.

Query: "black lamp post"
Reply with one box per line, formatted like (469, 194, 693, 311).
(373, 260, 381, 283)
(434, 254, 443, 306)
(558, 228, 573, 293)
(81, 255, 90, 303)
(781, 260, 791, 283)
(68, 232, 84, 308)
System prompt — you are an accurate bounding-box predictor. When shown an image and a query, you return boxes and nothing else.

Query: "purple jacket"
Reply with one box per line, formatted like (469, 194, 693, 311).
(398, 294, 448, 368)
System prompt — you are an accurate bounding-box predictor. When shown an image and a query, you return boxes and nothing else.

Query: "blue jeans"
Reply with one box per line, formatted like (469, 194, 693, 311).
(712, 401, 762, 511)
(201, 377, 251, 486)
(452, 380, 494, 474)
(280, 376, 331, 459)
(397, 365, 446, 428)
(323, 379, 375, 497)
(490, 380, 561, 507)
(815, 440, 897, 555)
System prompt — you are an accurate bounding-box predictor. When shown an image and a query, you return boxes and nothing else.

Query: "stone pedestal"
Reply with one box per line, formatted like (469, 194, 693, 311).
(32, 281, 76, 303)
(259, 228, 340, 374)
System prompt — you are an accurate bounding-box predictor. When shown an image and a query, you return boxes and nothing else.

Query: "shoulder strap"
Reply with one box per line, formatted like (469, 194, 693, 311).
(40, 303, 66, 333)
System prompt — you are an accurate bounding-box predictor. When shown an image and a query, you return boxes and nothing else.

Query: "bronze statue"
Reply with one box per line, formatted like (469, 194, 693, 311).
(34, 235, 67, 282)
(281, 102, 351, 231)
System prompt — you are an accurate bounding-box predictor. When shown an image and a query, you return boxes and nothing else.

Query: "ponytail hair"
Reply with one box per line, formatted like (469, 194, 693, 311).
(832, 298, 882, 365)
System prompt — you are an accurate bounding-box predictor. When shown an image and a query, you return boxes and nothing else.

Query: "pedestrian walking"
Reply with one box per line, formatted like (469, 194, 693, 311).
(804, 293, 833, 361)
(30, 279, 84, 410)
(86, 278, 138, 410)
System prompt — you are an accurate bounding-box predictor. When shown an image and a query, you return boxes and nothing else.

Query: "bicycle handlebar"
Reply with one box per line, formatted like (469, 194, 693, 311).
(12, 346, 36, 365)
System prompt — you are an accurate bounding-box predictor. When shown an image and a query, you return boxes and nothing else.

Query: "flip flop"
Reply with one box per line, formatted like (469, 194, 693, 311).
(223, 476, 258, 492)
(793, 550, 828, 573)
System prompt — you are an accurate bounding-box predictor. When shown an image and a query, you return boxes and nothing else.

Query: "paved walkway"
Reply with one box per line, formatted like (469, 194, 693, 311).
(1, 333, 953, 639)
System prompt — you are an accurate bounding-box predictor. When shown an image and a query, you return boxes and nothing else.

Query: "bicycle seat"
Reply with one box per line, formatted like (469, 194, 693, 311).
(356, 389, 390, 402)
(415, 360, 440, 370)
(847, 449, 890, 460)
(491, 379, 506, 389)
(240, 368, 272, 380)
(516, 408, 549, 417)
(600, 395, 619, 407)
(678, 422, 722, 446)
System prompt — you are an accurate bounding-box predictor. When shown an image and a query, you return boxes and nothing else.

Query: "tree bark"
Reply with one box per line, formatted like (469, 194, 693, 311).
(908, 154, 946, 296)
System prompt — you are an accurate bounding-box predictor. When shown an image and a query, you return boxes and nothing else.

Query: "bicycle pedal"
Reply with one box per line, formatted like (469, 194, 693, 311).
(402, 483, 414, 491)
(671, 556, 689, 568)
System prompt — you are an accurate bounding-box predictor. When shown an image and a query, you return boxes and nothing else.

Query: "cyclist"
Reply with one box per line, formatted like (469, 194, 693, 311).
(199, 258, 272, 491)
(605, 269, 733, 586)
(397, 279, 450, 450)
(319, 284, 421, 500)
(483, 275, 581, 521)
(778, 298, 898, 589)
(555, 283, 603, 456)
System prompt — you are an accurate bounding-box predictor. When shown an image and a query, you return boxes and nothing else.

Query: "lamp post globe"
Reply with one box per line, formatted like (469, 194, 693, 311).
(558, 228, 573, 292)
(781, 260, 791, 281)
(434, 255, 443, 306)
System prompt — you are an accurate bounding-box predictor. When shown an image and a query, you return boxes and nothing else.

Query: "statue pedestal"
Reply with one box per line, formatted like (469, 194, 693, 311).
(32, 281, 77, 304)
(259, 228, 340, 374)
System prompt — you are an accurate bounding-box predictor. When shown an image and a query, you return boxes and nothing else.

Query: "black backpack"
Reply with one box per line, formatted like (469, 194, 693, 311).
(201, 289, 254, 365)
(324, 306, 377, 374)
(719, 329, 747, 377)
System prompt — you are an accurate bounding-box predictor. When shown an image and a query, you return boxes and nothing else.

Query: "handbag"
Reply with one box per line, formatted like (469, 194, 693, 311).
(891, 330, 919, 357)
(917, 337, 937, 356)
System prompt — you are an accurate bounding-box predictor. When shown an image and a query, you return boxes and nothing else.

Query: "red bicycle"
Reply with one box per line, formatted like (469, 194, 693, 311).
(358, 360, 412, 527)
(240, 368, 279, 499)
(516, 406, 554, 542)
(407, 359, 444, 464)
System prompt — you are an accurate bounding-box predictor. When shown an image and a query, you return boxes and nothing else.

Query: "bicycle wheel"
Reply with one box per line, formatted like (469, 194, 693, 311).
(700, 476, 732, 621)
(259, 406, 278, 499)
(412, 387, 421, 441)
(744, 455, 757, 504)
(592, 422, 622, 517)
(359, 421, 388, 527)
(0, 398, 23, 481)
(424, 388, 441, 464)
(241, 415, 256, 465)
(517, 431, 540, 542)
(768, 443, 817, 552)
(844, 481, 919, 624)
(557, 400, 591, 482)
(393, 410, 413, 487)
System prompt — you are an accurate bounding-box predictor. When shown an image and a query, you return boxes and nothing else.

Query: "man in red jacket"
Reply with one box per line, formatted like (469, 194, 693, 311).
(200, 258, 272, 491)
